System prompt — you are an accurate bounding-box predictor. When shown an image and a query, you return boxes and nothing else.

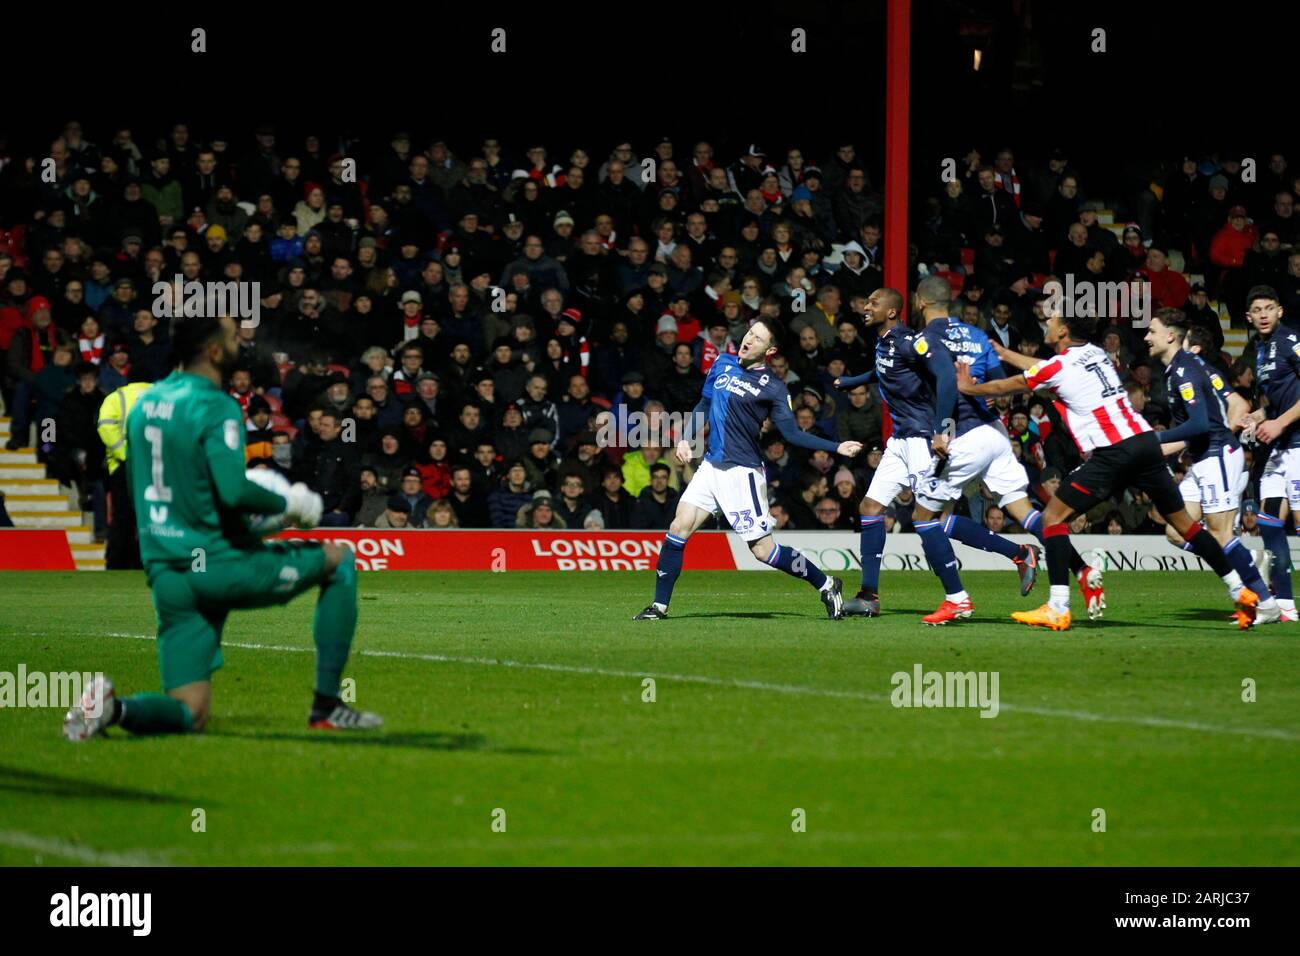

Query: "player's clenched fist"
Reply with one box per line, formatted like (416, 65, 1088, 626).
(836, 441, 863, 458)
(675, 439, 694, 465)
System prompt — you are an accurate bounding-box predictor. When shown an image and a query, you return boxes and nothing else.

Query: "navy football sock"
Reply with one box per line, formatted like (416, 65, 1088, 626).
(1224, 537, 1272, 598)
(766, 543, 829, 590)
(1258, 514, 1293, 601)
(916, 519, 964, 594)
(944, 513, 1022, 561)
(653, 533, 687, 607)
(859, 514, 886, 595)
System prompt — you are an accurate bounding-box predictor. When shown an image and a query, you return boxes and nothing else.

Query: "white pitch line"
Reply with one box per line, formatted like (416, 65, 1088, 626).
(99, 632, 1300, 742)
(0, 830, 171, 867)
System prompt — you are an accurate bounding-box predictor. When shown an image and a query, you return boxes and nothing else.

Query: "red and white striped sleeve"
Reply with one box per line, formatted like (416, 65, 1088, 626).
(1023, 357, 1064, 391)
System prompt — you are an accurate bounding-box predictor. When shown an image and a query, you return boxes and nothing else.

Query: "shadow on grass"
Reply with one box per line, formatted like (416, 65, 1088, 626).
(0, 765, 197, 804)
(674, 611, 809, 620)
(206, 729, 556, 756)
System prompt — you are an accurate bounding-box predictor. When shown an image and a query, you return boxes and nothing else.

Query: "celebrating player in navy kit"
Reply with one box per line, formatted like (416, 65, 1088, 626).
(1242, 285, 1300, 621)
(1145, 308, 1277, 626)
(831, 287, 978, 624)
(634, 318, 863, 621)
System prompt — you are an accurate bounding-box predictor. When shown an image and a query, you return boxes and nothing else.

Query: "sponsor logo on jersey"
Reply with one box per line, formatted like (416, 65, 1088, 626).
(224, 419, 240, 450)
(713, 374, 761, 397)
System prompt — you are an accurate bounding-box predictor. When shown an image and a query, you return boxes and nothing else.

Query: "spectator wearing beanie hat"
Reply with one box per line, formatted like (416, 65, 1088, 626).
(374, 493, 413, 529)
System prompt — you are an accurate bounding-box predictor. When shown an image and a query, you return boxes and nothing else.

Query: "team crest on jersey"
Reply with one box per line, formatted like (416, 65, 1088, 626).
(914, 338, 928, 355)
(1179, 382, 1196, 401)
(224, 419, 240, 450)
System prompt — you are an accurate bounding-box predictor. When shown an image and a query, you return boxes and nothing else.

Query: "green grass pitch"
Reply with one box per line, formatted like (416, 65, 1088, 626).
(1, 569, 1297, 866)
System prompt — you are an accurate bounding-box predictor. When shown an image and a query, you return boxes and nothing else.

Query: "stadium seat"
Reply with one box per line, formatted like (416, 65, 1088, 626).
(263, 393, 283, 414)
(936, 270, 964, 297)
(277, 362, 294, 384)
(960, 247, 975, 271)
(590, 395, 612, 410)
(327, 364, 351, 378)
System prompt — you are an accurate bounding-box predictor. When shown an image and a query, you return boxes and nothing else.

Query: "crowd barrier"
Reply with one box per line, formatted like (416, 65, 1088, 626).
(2, 528, 1285, 573)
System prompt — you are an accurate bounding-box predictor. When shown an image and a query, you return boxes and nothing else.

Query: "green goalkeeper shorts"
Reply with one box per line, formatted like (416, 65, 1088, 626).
(148, 542, 329, 690)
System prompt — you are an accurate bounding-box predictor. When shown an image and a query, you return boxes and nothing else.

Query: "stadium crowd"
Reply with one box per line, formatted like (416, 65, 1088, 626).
(0, 124, 1295, 538)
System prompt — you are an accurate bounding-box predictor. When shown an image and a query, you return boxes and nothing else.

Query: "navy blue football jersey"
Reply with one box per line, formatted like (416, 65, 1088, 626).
(1255, 329, 1300, 449)
(933, 317, 1003, 435)
(698, 353, 839, 469)
(1165, 349, 1238, 461)
(870, 324, 955, 440)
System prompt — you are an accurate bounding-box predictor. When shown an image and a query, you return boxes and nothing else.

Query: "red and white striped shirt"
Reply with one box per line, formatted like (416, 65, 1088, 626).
(1023, 344, 1150, 455)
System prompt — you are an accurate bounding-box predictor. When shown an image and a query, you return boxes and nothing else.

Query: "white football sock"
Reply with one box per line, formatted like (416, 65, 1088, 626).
(1049, 585, 1070, 613)
(1222, 570, 1243, 599)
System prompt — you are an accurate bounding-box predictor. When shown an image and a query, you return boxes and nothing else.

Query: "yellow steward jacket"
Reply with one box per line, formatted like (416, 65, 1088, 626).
(96, 382, 153, 474)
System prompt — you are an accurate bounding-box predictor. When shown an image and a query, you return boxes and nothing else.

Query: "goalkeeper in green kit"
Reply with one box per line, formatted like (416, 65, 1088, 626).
(63, 315, 383, 740)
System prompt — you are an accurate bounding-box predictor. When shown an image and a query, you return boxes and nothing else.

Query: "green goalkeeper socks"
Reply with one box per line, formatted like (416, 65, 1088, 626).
(313, 551, 358, 697)
(117, 693, 195, 735)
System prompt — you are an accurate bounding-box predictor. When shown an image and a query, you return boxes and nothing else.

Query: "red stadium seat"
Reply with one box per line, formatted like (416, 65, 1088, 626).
(327, 364, 351, 378)
(1048, 248, 1057, 270)
(277, 362, 294, 384)
(960, 247, 975, 271)
(263, 393, 283, 414)
(590, 395, 612, 410)
(936, 270, 964, 298)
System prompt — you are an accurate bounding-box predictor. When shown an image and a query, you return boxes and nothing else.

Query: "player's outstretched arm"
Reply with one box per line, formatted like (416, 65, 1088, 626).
(833, 370, 876, 390)
(991, 340, 1037, 371)
(956, 361, 1029, 397)
(770, 400, 845, 455)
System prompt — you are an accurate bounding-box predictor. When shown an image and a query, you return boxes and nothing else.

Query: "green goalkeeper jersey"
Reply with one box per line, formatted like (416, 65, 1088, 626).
(127, 370, 288, 570)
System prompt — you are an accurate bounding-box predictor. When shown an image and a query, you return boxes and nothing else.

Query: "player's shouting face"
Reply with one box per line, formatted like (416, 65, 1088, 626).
(738, 318, 779, 367)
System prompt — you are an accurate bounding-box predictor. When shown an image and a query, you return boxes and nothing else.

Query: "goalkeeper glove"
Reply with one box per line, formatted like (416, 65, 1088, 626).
(285, 483, 324, 529)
